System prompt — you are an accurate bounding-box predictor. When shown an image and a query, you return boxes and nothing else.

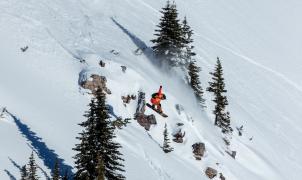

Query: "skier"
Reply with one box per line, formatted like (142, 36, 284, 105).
(150, 86, 166, 113)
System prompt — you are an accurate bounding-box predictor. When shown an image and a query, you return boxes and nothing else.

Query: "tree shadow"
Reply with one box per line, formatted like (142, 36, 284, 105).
(7, 112, 73, 177)
(4, 169, 16, 180)
(107, 104, 119, 119)
(111, 17, 158, 65)
(8, 157, 22, 171)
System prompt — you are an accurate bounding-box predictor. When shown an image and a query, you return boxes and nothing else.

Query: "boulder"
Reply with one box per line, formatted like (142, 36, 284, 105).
(134, 91, 157, 131)
(80, 74, 111, 95)
(205, 167, 217, 179)
(173, 129, 185, 143)
(219, 173, 226, 180)
(136, 114, 156, 131)
(192, 142, 206, 160)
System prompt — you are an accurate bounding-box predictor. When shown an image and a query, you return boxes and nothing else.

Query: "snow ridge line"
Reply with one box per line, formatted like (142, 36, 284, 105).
(197, 34, 302, 93)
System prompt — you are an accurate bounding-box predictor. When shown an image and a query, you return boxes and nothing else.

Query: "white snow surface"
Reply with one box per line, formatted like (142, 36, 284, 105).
(1, 0, 302, 179)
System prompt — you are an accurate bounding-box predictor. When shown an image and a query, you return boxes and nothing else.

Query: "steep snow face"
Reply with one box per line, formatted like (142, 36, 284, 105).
(1, 0, 302, 179)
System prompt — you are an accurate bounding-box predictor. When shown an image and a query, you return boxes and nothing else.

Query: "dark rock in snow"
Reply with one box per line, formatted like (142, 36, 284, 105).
(134, 91, 157, 131)
(122, 94, 136, 105)
(173, 129, 185, 143)
(219, 173, 226, 180)
(205, 167, 217, 179)
(226, 150, 236, 159)
(99, 60, 105, 67)
(121, 66, 127, 73)
(192, 142, 205, 160)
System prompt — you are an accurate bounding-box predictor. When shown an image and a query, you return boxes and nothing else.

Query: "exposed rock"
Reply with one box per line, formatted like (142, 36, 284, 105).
(173, 129, 185, 143)
(121, 66, 127, 73)
(236, 125, 243, 136)
(222, 137, 230, 146)
(192, 142, 205, 160)
(226, 150, 236, 159)
(121, 94, 136, 105)
(99, 60, 105, 67)
(134, 91, 157, 131)
(21, 46, 28, 52)
(219, 173, 226, 180)
(175, 104, 184, 115)
(176, 122, 184, 126)
(136, 114, 156, 131)
(110, 49, 120, 55)
(80, 74, 111, 95)
(205, 167, 217, 179)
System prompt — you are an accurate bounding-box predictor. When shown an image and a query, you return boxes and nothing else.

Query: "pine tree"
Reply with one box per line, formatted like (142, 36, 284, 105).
(74, 99, 98, 179)
(20, 165, 28, 180)
(27, 152, 39, 180)
(151, 0, 184, 67)
(74, 89, 125, 180)
(52, 159, 60, 180)
(162, 123, 174, 153)
(188, 61, 205, 107)
(207, 58, 232, 133)
(181, 17, 196, 68)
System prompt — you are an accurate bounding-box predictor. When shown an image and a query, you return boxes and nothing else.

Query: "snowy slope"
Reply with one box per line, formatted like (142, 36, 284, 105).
(1, 0, 302, 179)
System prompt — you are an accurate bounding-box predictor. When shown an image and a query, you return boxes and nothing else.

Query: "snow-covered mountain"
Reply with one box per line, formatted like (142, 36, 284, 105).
(1, 0, 302, 179)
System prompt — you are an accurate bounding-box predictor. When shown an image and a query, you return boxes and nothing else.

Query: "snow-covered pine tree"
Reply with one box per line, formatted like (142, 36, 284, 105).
(27, 152, 39, 180)
(207, 58, 232, 133)
(74, 99, 97, 179)
(151, 0, 184, 67)
(74, 89, 125, 180)
(162, 123, 174, 153)
(93, 89, 125, 180)
(52, 159, 60, 180)
(181, 17, 196, 68)
(20, 165, 28, 180)
(188, 61, 205, 108)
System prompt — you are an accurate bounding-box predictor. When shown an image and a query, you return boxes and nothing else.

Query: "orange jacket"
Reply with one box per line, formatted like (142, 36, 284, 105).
(150, 86, 166, 105)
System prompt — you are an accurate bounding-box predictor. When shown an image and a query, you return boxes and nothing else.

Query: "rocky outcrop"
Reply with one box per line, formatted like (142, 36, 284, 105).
(192, 142, 206, 160)
(136, 114, 157, 131)
(173, 129, 185, 143)
(219, 173, 226, 180)
(205, 167, 217, 179)
(134, 91, 157, 131)
(80, 74, 111, 95)
(122, 94, 136, 105)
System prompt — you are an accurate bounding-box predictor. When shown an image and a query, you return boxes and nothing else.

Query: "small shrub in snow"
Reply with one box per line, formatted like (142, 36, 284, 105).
(21, 46, 28, 52)
(163, 123, 174, 153)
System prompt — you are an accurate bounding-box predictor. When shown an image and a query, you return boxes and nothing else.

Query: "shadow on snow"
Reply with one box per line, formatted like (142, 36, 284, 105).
(7, 112, 73, 177)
